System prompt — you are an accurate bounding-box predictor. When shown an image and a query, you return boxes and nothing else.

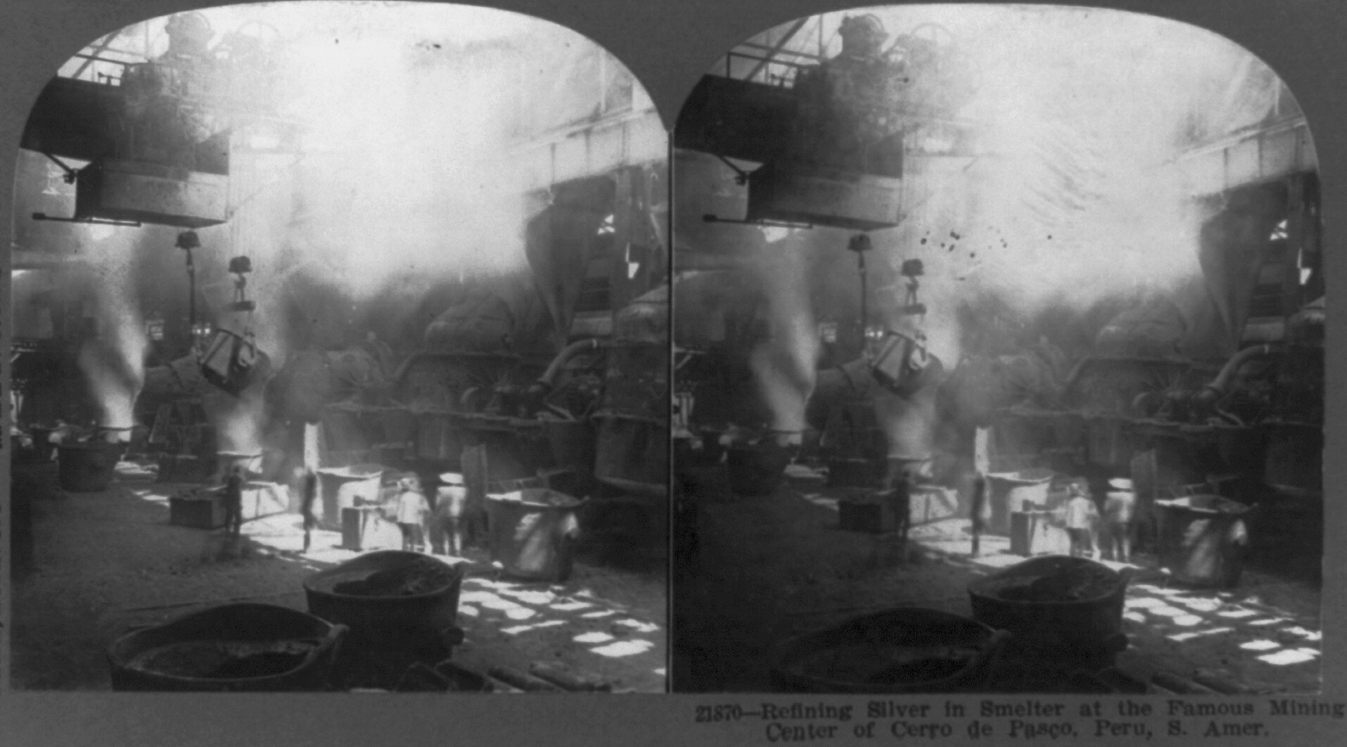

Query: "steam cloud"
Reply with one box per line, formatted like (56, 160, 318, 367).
(25, 3, 647, 452)
(751, 6, 1296, 365)
(747, 248, 820, 446)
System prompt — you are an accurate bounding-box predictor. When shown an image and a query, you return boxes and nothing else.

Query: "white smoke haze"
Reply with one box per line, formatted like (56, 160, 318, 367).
(274, 31, 532, 298)
(773, 5, 1294, 363)
(30, 2, 654, 445)
(747, 248, 820, 445)
(74, 238, 150, 428)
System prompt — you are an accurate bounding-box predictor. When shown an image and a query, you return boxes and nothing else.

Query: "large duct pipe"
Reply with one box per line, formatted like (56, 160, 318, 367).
(1189, 343, 1281, 422)
(535, 337, 603, 390)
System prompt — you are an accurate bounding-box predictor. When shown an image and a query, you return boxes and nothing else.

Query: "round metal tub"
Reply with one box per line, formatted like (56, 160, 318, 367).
(726, 442, 796, 496)
(303, 551, 467, 689)
(303, 551, 465, 644)
(107, 603, 346, 692)
(57, 442, 123, 492)
(968, 555, 1128, 654)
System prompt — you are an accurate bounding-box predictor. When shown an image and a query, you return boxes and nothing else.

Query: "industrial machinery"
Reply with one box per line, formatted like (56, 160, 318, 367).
(671, 15, 975, 489)
(15, 15, 670, 557)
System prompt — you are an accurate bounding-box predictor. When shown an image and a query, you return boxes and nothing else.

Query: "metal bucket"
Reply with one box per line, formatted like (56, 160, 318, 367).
(486, 488, 584, 582)
(107, 603, 347, 692)
(315, 465, 384, 530)
(968, 555, 1129, 655)
(984, 468, 1054, 535)
(1155, 495, 1252, 588)
(771, 607, 1008, 693)
(57, 442, 122, 492)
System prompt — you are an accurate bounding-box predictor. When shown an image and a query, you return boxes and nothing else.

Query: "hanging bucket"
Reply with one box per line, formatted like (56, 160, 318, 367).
(199, 328, 270, 396)
(871, 330, 943, 397)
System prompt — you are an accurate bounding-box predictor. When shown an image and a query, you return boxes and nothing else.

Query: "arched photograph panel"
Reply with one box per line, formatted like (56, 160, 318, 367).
(670, 4, 1323, 695)
(8, 1, 668, 693)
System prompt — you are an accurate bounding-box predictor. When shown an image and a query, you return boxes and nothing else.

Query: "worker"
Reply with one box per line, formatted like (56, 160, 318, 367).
(1064, 483, 1098, 558)
(1102, 477, 1137, 563)
(791, 13, 904, 174)
(301, 468, 318, 553)
(881, 463, 914, 564)
(120, 12, 220, 169)
(837, 13, 888, 61)
(222, 466, 244, 538)
(395, 475, 430, 553)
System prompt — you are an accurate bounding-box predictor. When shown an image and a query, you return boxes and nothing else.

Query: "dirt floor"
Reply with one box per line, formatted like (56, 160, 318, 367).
(10, 459, 666, 693)
(673, 463, 1322, 694)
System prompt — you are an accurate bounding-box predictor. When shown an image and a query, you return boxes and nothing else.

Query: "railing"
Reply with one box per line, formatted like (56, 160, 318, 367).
(721, 50, 813, 87)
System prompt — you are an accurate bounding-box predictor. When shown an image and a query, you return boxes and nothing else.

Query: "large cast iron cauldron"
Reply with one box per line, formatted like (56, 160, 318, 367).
(968, 555, 1129, 656)
(107, 603, 346, 691)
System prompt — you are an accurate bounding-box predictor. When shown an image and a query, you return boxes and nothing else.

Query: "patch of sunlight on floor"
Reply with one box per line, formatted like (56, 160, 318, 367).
(1172, 614, 1204, 627)
(574, 632, 614, 645)
(1282, 626, 1321, 641)
(460, 590, 504, 604)
(1241, 639, 1280, 651)
(591, 639, 655, 658)
(1124, 611, 1147, 623)
(474, 596, 524, 612)
(1167, 627, 1234, 643)
(1247, 618, 1287, 627)
(459, 605, 479, 617)
(654, 668, 666, 677)
(497, 589, 556, 605)
(614, 619, 659, 634)
(500, 620, 567, 636)
(970, 554, 1029, 569)
(549, 600, 592, 612)
(1259, 648, 1318, 666)
(580, 610, 616, 619)
(1126, 597, 1165, 609)
(1148, 605, 1190, 618)
(1172, 597, 1222, 613)
(1217, 608, 1258, 619)
(1133, 584, 1183, 596)
(504, 607, 537, 621)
